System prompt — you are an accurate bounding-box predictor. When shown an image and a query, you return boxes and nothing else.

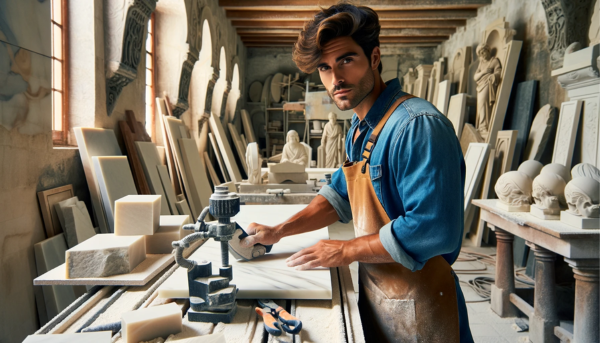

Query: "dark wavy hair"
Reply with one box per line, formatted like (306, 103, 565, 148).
(292, 3, 381, 74)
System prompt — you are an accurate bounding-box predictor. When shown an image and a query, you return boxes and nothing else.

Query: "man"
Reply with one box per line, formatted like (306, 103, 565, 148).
(241, 4, 473, 342)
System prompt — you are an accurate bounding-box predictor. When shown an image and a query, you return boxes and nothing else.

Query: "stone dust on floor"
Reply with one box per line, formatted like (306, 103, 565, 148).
(329, 222, 534, 343)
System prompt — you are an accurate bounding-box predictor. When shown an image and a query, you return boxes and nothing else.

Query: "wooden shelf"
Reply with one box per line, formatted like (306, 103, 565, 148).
(266, 108, 284, 111)
(289, 120, 306, 123)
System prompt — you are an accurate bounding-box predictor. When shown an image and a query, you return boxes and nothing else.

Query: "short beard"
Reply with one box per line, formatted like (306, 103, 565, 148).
(327, 67, 375, 111)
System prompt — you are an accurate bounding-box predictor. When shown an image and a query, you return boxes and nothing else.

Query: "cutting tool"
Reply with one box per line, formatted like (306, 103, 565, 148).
(255, 299, 302, 336)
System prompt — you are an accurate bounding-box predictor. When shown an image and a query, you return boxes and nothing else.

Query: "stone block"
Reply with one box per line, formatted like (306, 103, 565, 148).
(114, 195, 161, 236)
(66, 234, 146, 278)
(269, 172, 308, 184)
(121, 303, 182, 343)
(268, 162, 305, 173)
(23, 332, 111, 342)
(145, 216, 192, 254)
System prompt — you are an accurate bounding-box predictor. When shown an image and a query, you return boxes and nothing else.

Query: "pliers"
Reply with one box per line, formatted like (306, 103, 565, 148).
(255, 299, 303, 336)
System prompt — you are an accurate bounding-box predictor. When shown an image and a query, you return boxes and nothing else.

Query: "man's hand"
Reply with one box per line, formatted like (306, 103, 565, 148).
(240, 222, 282, 247)
(286, 239, 349, 270)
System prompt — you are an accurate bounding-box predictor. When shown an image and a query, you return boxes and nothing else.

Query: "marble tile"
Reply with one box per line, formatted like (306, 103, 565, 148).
(22, 332, 111, 342)
(121, 303, 182, 343)
(241, 109, 257, 143)
(61, 202, 96, 248)
(447, 93, 468, 138)
(463, 143, 490, 237)
(179, 138, 212, 210)
(93, 156, 138, 233)
(158, 205, 331, 300)
(74, 128, 123, 233)
(524, 104, 556, 161)
(136, 141, 172, 215)
(157, 165, 180, 215)
(33, 234, 80, 320)
(66, 234, 146, 278)
(436, 80, 451, 115)
(503, 80, 538, 169)
(176, 199, 193, 219)
(228, 123, 248, 174)
(552, 100, 583, 169)
(209, 114, 243, 183)
(54, 197, 79, 233)
(204, 151, 221, 186)
(114, 195, 161, 236)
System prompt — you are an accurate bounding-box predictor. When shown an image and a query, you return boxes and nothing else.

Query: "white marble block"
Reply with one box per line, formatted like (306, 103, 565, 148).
(121, 303, 182, 343)
(66, 234, 146, 278)
(93, 156, 138, 233)
(146, 216, 192, 254)
(23, 332, 111, 342)
(114, 195, 161, 236)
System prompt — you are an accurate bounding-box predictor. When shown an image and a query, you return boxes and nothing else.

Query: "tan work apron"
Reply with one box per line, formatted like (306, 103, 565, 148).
(343, 95, 460, 343)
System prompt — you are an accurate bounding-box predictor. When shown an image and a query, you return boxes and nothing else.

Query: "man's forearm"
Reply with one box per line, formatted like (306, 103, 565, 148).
(277, 194, 340, 238)
(343, 233, 395, 264)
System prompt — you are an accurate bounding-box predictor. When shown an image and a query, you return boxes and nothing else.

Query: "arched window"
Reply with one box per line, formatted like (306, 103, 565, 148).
(145, 13, 155, 138)
(51, 0, 68, 144)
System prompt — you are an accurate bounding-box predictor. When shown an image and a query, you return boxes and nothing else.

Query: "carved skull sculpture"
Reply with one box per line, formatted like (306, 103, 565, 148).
(571, 163, 600, 182)
(564, 177, 600, 218)
(495, 171, 533, 206)
(517, 160, 543, 180)
(540, 163, 571, 183)
(532, 172, 567, 214)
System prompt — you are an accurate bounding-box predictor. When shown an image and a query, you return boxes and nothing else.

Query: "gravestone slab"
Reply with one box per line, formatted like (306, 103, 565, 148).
(503, 80, 538, 169)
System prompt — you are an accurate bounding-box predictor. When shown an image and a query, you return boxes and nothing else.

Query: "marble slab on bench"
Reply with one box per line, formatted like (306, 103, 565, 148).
(157, 205, 332, 300)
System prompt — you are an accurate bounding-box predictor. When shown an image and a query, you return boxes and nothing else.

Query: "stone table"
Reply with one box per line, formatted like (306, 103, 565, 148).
(472, 199, 599, 343)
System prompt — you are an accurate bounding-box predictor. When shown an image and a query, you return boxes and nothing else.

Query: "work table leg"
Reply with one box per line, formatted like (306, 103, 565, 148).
(491, 226, 518, 317)
(529, 244, 559, 343)
(564, 258, 599, 343)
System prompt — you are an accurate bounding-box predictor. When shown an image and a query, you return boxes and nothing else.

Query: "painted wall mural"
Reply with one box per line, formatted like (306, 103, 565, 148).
(0, 0, 52, 135)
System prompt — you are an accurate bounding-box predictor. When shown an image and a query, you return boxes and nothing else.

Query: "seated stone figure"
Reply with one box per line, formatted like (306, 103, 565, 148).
(281, 130, 308, 166)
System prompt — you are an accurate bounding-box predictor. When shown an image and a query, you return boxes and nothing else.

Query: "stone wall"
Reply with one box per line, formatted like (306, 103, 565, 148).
(0, 0, 244, 341)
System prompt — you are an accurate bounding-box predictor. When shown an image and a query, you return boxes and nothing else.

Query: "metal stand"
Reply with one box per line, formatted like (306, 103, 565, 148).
(171, 186, 240, 323)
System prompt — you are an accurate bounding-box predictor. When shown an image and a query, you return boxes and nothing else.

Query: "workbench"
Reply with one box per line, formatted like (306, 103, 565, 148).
(31, 207, 364, 343)
(473, 199, 599, 343)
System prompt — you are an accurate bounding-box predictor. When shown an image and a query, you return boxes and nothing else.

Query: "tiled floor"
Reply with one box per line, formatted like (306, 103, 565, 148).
(329, 222, 533, 343)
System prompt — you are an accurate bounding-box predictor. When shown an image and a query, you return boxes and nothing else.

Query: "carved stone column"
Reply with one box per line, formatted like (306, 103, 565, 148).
(219, 83, 232, 122)
(541, 0, 594, 69)
(565, 258, 599, 343)
(490, 227, 518, 317)
(529, 244, 559, 343)
(203, 71, 220, 122)
(104, 0, 157, 116)
(172, 52, 198, 118)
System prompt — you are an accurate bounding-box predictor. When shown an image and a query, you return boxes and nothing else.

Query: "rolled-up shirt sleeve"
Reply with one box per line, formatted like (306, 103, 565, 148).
(317, 167, 353, 223)
(379, 114, 465, 271)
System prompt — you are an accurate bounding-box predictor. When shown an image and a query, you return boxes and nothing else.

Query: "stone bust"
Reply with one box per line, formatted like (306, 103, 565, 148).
(474, 43, 502, 140)
(571, 163, 600, 182)
(495, 171, 533, 208)
(320, 112, 343, 168)
(281, 130, 308, 166)
(564, 177, 600, 218)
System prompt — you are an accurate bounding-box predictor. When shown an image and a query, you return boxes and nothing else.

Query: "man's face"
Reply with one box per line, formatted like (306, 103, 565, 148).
(317, 36, 376, 111)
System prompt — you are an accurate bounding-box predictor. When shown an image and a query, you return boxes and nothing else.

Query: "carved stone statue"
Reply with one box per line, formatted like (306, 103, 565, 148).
(474, 43, 502, 140)
(565, 177, 600, 218)
(245, 142, 262, 184)
(494, 171, 533, 211)
(281, 130, 308, 166)
(541, 163, 571, 183)
(319, 112, 343, 168)
(531, 172, 567, 219)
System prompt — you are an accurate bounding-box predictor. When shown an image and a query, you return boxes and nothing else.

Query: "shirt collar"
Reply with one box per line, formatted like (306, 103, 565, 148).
(351, 78, 405, 129)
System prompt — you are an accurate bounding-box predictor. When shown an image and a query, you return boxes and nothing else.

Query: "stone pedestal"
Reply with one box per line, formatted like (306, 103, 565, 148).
(529, 244, 559, 343)
(564, 258, 599, 343)
(490, 227, 518, 317)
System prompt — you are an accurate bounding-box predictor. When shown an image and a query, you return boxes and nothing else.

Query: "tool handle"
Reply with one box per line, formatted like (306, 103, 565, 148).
(255, 307, 282, 336)
(276, 307, 302, 334)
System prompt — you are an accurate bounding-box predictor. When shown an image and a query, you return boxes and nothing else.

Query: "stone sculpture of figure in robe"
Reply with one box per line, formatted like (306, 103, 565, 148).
(281, 130, 308, 166)
(474, 43, 502, 140)
(321, 112, 343, 168)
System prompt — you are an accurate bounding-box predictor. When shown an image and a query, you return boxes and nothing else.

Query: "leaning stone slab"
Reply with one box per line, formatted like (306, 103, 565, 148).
(66, 234, 146, 278)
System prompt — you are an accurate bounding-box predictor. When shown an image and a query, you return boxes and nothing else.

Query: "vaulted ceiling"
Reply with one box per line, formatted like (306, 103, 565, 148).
(220, 0, 492, 48)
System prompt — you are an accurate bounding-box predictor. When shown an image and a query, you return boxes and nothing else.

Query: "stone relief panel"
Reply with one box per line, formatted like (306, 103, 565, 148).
(105, 0, 157, 116)
(541, 0, 594, 69)
(447, 46, 472, 95)
(552, 100, 583, 169)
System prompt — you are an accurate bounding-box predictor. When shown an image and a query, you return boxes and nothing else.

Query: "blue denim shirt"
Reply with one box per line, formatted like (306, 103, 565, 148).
(318, 78, 473, 342)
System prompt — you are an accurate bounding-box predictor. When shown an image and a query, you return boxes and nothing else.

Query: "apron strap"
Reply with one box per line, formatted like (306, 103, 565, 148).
(362, 94, 415, 161)
(360, 94, 415, 173)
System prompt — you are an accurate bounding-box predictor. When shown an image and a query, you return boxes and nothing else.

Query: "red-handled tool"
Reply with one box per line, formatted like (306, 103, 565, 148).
(257, 299, 303, 335)
(255, 307, 283, 336)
